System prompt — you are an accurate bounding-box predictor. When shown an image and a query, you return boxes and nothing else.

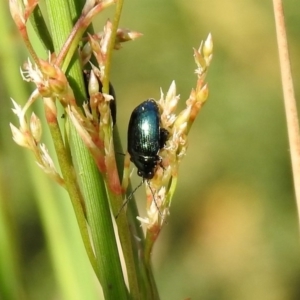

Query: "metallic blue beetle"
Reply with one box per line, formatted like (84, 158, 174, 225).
(127, 99, 168, 179)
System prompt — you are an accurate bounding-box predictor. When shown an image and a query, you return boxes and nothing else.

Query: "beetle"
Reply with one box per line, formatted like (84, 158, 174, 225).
(115, 99, 168, 218)
(127, 99, 168, 179)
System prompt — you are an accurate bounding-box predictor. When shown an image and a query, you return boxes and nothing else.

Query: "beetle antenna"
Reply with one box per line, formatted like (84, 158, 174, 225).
(115, 180, 164, 220)
(146, 180, 163, 218)
(115, 180, 143, 219)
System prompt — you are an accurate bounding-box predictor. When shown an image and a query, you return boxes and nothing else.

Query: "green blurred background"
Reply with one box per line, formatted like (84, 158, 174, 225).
(1, 0, 300, 299)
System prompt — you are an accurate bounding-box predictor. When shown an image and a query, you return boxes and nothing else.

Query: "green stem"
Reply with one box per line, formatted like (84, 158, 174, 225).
(21, 25, 40, 68)
(144, 231, 160, 300)
(70, 128, 128, 299)
(112, 199, 140, 300)
(102, 0, 124, 94)
(112, 127, 143, 299)
(46, 112, 98, 277)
